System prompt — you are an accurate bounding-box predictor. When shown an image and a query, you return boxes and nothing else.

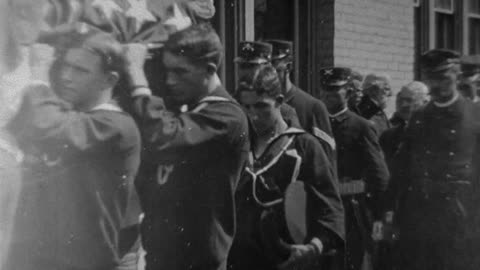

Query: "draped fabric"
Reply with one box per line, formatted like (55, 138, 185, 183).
(40, 0, 216, 45)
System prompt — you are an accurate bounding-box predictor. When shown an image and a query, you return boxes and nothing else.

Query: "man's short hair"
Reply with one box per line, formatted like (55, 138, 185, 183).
(362, 73, 390, 90)
(399, 81, 429, 99)
(62, 27, 124, 74)
(164, 23, 223, 68)
(237, 64, 282, 98)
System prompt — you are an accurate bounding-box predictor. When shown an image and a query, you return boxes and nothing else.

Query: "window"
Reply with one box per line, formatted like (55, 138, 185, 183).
(433, 0, 455, 49)
(468, 0, 480, 54)
(254, 0, 295, 41)
(470, 0, 480, 13)
(434, 0, 454, 12)
(414, 0, 480, 80)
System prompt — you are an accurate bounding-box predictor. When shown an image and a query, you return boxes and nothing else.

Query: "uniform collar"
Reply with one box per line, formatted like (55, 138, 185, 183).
(89, 100, 122, 112)
(330, 108, 350, 122)
(284, 84, 299, 103)
(433, 92, 459, 108)
(186, 85, 235, 112)
(252, 127, 305, 170)
(329, 107, 348, 118)
(425, 94, 466, 117)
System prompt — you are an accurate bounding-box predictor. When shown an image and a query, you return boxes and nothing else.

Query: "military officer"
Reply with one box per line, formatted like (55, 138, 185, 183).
(357, 73, 393, 135)
(235, 40, 300, 127)
(229, 64, 344, 270)
(319, 67, 390, 270)
(391, 49, 480, 270)
(265, 39, 336, 164)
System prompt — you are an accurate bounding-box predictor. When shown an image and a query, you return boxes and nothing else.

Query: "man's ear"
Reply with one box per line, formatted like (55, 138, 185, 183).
(286, 62, 293, 71)
(206, 63, 218, 75)
(275, 94, 285, 106)
(106, 71, 120, 88)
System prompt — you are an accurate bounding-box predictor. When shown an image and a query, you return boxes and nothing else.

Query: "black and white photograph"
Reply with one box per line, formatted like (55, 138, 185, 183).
(0, 0, 479, 270)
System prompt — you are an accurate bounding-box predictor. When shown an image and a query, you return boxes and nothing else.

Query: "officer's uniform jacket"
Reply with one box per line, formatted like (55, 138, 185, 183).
(7, 83, 142, 270)
(330, 108, 389, 270)
(131, 86, 250, 270)
(392, 95, 480, 236)
(331, 109, 389, 206)
(388, 95, 480, 270)
(229, 127, 344, 270)
(284, 85, 336, 161)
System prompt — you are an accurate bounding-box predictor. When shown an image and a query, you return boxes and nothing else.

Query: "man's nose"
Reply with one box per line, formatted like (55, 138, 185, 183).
(246, 108, 257, 120)
(60, 67, 73, 83)
(400, 100, 410, 107)
(165, 72, 177, 86)
(385, 89, 393, 97)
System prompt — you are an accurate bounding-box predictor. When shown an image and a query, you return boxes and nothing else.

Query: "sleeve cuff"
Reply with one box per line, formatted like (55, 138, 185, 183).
(309, 237, 324, 255)
(131, 87, 152, 97)
(30, 80, 50, 88)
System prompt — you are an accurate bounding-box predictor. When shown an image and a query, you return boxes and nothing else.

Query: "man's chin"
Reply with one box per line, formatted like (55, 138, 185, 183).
(431, 91, 454, 102)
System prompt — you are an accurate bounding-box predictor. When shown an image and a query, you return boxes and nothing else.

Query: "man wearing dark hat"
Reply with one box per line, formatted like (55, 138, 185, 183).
(235, 40, 301, 128)
(266, 39, 336, 163)
(235, 41, 273, 79)
(390, 49, 480, 270)
(123, 23, 250, 270)
(357, 73, 393, 135)
(229, 64, 344, 270)
(5, 28, 142, 270)
(459, 55, 480, 102)
(319, 67, 390, 270)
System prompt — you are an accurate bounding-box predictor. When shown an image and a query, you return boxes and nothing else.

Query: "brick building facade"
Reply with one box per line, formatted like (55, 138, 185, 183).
(213, 0, 479, 115)
(334, 0, 415, 114)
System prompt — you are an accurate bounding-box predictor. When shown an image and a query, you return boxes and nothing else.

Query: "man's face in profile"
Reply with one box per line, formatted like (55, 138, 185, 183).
(163, 50, 209, 105)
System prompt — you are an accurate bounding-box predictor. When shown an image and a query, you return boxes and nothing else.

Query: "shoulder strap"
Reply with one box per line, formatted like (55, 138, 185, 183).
(312, 127, 336, 150)
(191, 96, 235, 113)
(253, 128, 306, 175)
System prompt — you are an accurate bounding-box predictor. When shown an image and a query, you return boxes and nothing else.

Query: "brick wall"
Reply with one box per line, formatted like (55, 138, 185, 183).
(333, 0, 415, 115)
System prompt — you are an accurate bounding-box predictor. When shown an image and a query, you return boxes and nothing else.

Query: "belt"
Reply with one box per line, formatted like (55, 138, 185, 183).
(339, 180, 365, 196)
(414, 179, 470, 196)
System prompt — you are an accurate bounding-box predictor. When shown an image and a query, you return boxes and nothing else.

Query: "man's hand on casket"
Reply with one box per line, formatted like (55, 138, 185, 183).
(122, 43, 149, 89)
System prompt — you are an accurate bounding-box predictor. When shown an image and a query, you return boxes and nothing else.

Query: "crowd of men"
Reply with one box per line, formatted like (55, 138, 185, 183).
(1, 19, 480, 270)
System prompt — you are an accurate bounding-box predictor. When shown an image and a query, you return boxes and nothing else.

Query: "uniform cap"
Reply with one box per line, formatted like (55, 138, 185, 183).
(235, 41, 272, 64)
(320, 67, 352, 89)
(265, 39, 293, 61)
(420, 49, 460, 73)
(460, 55, 480, 76)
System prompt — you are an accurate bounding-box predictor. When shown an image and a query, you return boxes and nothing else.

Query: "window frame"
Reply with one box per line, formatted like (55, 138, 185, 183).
(465, 0, 480, 54)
